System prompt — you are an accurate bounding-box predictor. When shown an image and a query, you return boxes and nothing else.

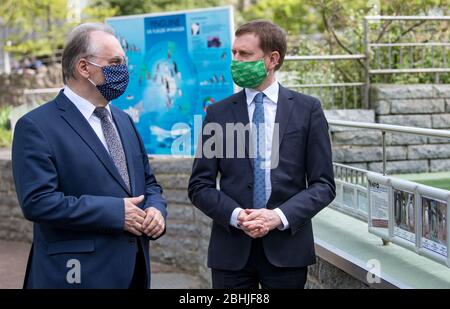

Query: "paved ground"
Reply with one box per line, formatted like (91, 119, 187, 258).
(0, 240, 202, 289)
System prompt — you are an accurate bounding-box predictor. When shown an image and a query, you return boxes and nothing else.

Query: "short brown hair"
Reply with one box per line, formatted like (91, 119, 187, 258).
(235, 20, 287, 71)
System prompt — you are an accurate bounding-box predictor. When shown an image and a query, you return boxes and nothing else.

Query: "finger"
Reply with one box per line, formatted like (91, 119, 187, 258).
(133, 221, 143, 233)
(254, 227, 270, 238)
(245, 210, 263, 221)
(145, 219, 161, 235)
(134, 214, 145, 225)
(147, 214, 164, 234)
(147, 223, 162, 237)
(127, 226, 142, 236)
(242, 220, 264, 229)
(141, 217, 150, 230)
(152, 228, 164, 238)
(128, 195, 145, 206)
(245, 230, 259, 239)
(144, 212, 159, 231)
(249, 230, 266, 238)
(148, 225, 162, 237)
(135, 207, 147, 218)
(237, 212, 247, 222)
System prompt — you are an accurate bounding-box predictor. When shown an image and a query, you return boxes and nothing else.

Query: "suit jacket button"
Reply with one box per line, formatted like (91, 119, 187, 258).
(247, 183, 253, 190)
(129, 238, 135, 244)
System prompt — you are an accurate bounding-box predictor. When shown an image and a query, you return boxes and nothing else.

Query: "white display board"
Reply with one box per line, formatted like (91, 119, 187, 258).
(368, 172, 391, 240)
(367, 171, 450, 267)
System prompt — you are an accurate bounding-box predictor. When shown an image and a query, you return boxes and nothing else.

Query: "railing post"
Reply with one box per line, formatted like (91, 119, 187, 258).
(363, 17, 370, 109)
(382, 131, 387, 175)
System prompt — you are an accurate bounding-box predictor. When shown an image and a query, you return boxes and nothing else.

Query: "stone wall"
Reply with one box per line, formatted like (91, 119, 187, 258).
(0, 151, 32, 242)
(0, 64, 63, 108)
(306, 257, 370, 289)
(330, 84, 450, 174)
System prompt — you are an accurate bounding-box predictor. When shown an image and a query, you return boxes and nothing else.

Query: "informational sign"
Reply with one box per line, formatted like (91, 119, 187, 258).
(106, 6, 234, 155)
(369, 181, 389, 228)
(367, 172, 391, 240)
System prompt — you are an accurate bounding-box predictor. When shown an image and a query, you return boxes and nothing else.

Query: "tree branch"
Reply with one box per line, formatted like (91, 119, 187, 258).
(393, 20, 427, 43)
(321, 8, 364, 67)
(375, 20, 393, 43)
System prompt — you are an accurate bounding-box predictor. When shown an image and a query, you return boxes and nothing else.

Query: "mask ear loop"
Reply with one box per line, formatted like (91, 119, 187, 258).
(86, 60, 102, 87)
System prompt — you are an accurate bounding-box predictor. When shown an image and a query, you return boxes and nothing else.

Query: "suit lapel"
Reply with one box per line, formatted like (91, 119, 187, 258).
(55, 91, 131, 195)
(267, 85, 295, 208)
(231, 90, 253, 169)
(272, 85, 295, 161)
(111, 108, 136, 196)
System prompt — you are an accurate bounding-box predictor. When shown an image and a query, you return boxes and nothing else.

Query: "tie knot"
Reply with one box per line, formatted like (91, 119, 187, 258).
(254, 93, 264, 105)
(93, 107, 110, 121)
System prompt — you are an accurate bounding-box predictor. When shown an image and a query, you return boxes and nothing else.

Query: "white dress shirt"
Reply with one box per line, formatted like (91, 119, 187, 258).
(63, 86, 117, 153)
(230, 81, 289, 230)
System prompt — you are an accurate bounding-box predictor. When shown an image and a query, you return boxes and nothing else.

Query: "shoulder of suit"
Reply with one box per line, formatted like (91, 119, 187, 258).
(283, 86, 322, 109)
(206, 90, 243, 114)
(21, 96, 59, 123)
(109, 104, 130, 118)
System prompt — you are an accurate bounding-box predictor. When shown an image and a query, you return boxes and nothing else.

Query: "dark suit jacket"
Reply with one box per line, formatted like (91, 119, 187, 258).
(12, 90, 167, 288)
(188, 84, 335, 270)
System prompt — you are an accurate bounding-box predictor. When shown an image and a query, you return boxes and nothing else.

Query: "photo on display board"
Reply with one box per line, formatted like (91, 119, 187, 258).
(422, 196, 448, 257)
(393, 188, 416, 243)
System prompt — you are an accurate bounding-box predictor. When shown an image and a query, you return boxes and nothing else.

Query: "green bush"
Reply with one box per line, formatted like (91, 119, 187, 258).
(0, 106, 12, 148)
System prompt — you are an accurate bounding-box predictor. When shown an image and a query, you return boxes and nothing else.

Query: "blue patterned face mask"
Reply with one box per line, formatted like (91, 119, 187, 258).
(87, 61, 129, 101)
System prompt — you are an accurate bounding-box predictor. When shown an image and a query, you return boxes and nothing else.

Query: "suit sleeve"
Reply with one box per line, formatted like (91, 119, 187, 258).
(278, 98, 336, 235)
(188, 107, 242, 231)
(12, 116, 125, 233)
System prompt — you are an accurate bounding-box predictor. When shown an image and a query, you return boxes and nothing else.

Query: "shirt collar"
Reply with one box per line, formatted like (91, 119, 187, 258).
(63, 85, 112, 121)
(245, 81, 279, 106)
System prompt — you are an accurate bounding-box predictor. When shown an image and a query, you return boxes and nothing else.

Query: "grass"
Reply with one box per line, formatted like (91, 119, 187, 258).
(394, 172, 450, 191)
(410, 179, 450, 191)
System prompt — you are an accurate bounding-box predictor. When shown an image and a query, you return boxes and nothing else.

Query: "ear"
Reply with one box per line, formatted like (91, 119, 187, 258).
(76, 58, 90, 79)
(267, 51, 280, 71)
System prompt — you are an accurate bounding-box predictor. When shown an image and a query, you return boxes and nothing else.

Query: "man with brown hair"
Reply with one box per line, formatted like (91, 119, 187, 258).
(188, 20, 335, 288)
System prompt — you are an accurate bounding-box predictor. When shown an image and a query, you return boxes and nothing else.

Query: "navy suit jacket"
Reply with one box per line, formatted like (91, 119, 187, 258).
(188, 84, 336, 270)
(12, 90, 167, 288)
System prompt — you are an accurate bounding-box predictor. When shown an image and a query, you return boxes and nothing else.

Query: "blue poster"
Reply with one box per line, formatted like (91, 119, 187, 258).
(106, 6, 234, 155)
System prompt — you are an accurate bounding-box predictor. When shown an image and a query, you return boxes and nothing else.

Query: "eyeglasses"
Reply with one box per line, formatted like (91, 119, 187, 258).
(87, 54, 128, 66)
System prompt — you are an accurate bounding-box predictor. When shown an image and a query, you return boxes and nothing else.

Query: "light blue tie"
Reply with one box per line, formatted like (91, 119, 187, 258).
(252, 92, 266, 209)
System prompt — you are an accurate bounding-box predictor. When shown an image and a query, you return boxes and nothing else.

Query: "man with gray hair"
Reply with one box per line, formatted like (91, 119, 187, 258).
(12, 23, 167, 288)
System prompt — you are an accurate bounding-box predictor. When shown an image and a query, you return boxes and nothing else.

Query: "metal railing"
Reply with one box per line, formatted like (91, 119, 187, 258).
(283, 55, 366, 109)
(329, 120, 450, 267)
(363, 16, 450, 107)
(22, 88, 61, 105)
(329, 120, 450, 220)
(283, 16, 449, 109)
(330, 119, 450, 175)
(332, 162, 369, 221)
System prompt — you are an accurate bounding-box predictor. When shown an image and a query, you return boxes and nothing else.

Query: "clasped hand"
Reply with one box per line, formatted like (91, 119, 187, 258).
(123, 195, 165, 238)
(237, 209, 282, 238)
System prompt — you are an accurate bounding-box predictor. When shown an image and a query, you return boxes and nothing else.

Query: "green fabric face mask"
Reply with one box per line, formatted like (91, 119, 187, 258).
(231, 59, 268, 89)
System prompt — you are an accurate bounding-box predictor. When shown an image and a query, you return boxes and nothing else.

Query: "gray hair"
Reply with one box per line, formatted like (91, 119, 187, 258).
(61, 23, 115, 83)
